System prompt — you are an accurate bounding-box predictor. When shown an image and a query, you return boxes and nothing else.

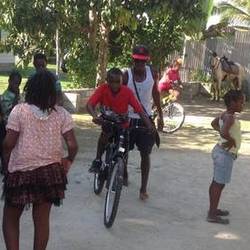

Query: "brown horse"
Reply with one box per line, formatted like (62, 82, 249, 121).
(209, 52, 245, 101)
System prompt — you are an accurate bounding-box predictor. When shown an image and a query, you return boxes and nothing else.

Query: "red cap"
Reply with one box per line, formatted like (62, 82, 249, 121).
(132, 45, 150, 61)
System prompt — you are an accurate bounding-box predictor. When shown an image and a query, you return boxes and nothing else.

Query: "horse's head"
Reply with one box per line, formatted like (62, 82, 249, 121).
(209, 51, 220, 69)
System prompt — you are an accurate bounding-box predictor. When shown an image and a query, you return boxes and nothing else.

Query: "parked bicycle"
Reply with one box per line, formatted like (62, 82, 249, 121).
(154, 82, 185, 134)
(93, 111, 129, 228)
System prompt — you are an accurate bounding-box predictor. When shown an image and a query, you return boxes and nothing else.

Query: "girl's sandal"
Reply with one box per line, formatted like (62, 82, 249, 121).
(206, 215, 229, 225)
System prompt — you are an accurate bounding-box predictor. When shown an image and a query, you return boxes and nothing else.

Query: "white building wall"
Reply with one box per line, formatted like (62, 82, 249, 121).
(0, 30, 15, 70)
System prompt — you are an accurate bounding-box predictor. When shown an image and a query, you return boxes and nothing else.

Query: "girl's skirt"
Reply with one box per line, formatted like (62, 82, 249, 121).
(2, 163, 67, 207)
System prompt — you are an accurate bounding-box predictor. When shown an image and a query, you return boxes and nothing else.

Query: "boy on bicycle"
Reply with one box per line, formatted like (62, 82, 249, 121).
(87, 68, 153, 173)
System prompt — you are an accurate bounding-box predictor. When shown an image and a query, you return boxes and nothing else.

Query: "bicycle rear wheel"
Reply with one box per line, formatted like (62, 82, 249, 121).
(104, 157, 124, 228)
(162, 102, 185, 133)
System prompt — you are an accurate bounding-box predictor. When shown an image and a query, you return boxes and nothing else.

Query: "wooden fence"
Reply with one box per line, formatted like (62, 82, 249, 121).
(174, 31, 250, 84)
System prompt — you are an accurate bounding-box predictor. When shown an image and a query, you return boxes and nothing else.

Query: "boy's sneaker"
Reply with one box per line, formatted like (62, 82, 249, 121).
(88, 159, 102, 173)
(206, 215, 229, 225)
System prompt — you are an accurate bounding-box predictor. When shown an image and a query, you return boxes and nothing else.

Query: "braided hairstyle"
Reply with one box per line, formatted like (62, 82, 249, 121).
(24, 69, 56, 112)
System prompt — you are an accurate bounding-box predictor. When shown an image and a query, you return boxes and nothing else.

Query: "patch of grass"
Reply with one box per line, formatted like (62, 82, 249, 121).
(0, 64, 75, 94)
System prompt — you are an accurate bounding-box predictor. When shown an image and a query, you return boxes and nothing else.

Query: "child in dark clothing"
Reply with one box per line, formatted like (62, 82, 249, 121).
(1, 71, 22, 123)
(0, 71, 22, 173)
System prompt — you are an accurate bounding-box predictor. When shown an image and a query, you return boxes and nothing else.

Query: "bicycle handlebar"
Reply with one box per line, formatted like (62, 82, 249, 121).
(100, 117, 153, 134)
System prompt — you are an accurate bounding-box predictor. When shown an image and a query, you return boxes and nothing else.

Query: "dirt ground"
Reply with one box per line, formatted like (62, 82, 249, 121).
(0, 98, 250, 250)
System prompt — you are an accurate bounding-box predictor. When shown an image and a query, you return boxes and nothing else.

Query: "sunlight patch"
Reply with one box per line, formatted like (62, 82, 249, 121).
(214, 232, 240, 240)
(123, 218, 155, 226)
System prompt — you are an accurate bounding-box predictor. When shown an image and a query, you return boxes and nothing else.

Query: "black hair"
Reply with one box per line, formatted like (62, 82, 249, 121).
(24, 70, 56, 112)
(9, 70, 22, 83)
(223, 90, 243, 107)
(212, 51, 217, 57)
(33, 53, 47, 63)
(106, 68, 123, 83)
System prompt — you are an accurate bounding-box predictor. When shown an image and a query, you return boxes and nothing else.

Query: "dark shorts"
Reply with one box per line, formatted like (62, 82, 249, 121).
(2, 163, 67, 207)
(129, 118, 155, 154)
(101, 123, 130, 153)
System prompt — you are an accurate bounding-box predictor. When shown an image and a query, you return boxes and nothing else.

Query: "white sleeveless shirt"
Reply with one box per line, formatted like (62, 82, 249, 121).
(127, 65, 154, 119)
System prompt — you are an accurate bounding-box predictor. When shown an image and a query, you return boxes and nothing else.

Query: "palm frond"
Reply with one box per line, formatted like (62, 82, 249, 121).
(229, 25, 250, 31)
(216, 1, 250, 31)
(218, 2, 250, 18)
(220, 14, 250, 25)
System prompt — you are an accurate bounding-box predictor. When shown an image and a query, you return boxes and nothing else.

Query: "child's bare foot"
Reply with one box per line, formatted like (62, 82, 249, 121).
(139, 192, 149, 201)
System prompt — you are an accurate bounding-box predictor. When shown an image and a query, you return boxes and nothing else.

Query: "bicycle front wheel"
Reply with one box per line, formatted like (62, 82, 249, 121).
(93, 146, 113, 195)
(162, 102, 185, 133)
(93, 172, 105, 195)
(104, 157, 124, 228)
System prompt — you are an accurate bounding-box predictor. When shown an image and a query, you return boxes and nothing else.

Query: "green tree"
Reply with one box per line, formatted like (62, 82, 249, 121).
(0, 0, 92, 84)
(0, 0, 206, 87)
(183, 0, 214, 40)
(108, 1, 205, 71)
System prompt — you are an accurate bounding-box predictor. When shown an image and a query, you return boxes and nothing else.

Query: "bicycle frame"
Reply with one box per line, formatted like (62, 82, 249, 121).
(101, 123, 130, 228)
(102, 122, 129, 189)
(95, 116, 151, 227)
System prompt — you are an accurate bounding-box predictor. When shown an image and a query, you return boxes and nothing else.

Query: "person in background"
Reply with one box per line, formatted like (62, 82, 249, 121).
(32, 53, 63, 105)
(158, 58, 183, 101)
(0, 71, 22, 174)
(1, 71, 22, 123)
(2, 69, 78, 250)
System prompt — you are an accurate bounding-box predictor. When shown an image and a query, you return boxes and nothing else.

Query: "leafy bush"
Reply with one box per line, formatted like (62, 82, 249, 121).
(65, 46, 97, 88)
(190, 69, 212, 83)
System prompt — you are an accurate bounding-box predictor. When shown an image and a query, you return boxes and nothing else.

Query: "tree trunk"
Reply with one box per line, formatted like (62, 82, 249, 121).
(95, 21, 109, 87)
(89, 6, 97, 54)
(55, 28, 60, 76)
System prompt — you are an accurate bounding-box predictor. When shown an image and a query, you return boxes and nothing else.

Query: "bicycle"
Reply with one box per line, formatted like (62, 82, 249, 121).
(93, 112, 129, 228)
(153, 83, 185, 134)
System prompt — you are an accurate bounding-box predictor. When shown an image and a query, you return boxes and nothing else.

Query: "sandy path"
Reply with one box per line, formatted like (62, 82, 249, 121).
(0, 99, 249, 250)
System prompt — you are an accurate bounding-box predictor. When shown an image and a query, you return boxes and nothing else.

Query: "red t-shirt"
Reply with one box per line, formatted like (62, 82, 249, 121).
(158, 67, 180, 92)
(88, 84, 142, 114)
(167, 68, 180, 82)
(159, 67, 180, 85)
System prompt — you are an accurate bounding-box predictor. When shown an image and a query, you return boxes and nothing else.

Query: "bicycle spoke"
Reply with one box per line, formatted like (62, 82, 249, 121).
(162, 102, 185, 133)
